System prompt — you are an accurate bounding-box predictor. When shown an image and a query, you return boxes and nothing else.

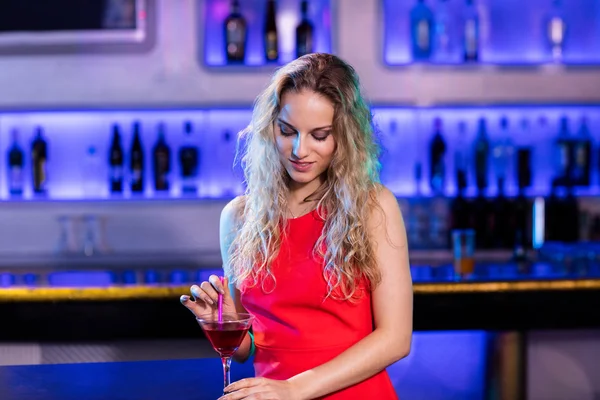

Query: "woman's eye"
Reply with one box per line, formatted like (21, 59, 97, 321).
(278, 124, 295, 136)
(312, 132, 330, 141)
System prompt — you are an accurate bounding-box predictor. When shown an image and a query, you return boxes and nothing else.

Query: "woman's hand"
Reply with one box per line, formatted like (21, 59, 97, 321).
(218, 378, 302, 400)
(180, 275, 237, 318)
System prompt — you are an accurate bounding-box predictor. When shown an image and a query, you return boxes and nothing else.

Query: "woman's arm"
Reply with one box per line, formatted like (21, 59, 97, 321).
(287, 186, 413, 399)
(220, 197, 253, 364)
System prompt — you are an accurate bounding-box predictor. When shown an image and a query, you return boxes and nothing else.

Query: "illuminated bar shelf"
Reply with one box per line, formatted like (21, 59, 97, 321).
(202, 0, 335, 68)
(382, 0, 600, 67)
(0, 104, 598, 202)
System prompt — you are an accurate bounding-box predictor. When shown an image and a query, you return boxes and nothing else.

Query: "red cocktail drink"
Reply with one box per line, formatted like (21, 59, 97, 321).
(196, 312, 254, 394)
(202, 321, 250, 357)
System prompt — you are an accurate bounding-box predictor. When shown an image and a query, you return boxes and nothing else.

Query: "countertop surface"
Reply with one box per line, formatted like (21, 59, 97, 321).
(1, 260, 600, 302)
(0, 358, 256, 400)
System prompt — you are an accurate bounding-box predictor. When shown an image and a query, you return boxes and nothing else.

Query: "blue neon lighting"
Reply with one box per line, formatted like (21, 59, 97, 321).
(0, 105, 598, 201)
(204, 0, 333, 67)
(382, 0, 600, 66)
(0, 109, 250, 200)
(374, 105, 600, 197)
(388, 331, 488, 399)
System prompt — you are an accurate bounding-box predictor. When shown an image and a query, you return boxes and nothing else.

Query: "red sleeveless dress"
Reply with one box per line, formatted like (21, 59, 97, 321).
(240, 209, 398, 399)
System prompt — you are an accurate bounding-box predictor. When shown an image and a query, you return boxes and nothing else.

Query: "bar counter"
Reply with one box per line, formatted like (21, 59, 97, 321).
(0, 358, 254, 400)
(1, 259, 599, 400)
(1, 260, 599, 341)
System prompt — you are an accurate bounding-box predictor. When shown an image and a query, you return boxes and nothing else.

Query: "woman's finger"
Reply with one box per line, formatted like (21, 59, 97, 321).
(198, 281, 219, 304)
(209, 274, 225, 295)
(180, 295, 209, 316)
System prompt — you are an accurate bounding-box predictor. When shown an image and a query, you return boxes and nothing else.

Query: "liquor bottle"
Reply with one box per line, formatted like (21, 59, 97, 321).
(7, 129, 24, 196)
(153, 123, 171, 192)
(473, 118, 490, 195)
(224, 0, 247, 63)
(490, 177, 513, 249)
(514, 147, 533, 252)
(429, 117, 447, 195)
(512, 147, 533, 251)
(433, 0, 453, 62)
(414, 161, 423, 196)
(491, 116, 514, 194)
(179, 121, 199, 195)
(454, 121, 469, 193)
(572, 117, 592, 187)
(31, 126, 48, 195)
(130, 121, 144, 193)
(109, 124, 124, 194)
(450, 193, 470, 230)
(264, 0, 279, 62)
(553, 116, 571, 187)
(473, 119, 493, 249)
(546, 184, 579, 242)
(296, 0, 314, 58)
(516, 148, 532, 194)
(463, 0, 480, 62)
(546, 0, 566, 63)
(515, 118, 534, 184)
(410, 0, 433, 61)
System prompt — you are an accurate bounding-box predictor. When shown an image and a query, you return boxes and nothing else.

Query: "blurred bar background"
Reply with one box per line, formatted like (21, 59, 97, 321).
(1, 0, 600, 399)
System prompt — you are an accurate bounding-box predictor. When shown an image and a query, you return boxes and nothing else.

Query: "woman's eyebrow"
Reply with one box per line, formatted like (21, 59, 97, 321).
(277, 118, 332, 132)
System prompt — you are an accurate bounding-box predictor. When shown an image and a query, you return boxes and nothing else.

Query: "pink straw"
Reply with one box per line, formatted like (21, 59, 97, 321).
(217, 276, 224, 323)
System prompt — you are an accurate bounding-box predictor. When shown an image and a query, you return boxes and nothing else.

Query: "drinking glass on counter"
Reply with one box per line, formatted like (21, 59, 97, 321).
(196, 312, 254, 395)
(452, 229, 475, 279)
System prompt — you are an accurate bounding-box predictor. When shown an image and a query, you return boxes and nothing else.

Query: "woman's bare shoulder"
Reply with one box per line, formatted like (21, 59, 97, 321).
(367, 183, 396, 210)
(366, 184, 403, 232)
(221, 195, 247, 227)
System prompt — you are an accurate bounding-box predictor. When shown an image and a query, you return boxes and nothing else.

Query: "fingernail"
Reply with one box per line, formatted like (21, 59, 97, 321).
(180, 295, 189, 302)
(207, 298, 214, 305)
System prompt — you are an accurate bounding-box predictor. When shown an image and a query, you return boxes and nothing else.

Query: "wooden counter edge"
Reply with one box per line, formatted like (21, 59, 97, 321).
(0, 279, 600, 302)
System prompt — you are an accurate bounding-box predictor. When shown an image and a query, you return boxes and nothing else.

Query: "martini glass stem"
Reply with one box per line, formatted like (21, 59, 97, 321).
(222, 356, 232, 393)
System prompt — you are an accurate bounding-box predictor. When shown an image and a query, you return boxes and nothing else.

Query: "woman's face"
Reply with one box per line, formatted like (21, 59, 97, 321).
(275, 90, 336, 191)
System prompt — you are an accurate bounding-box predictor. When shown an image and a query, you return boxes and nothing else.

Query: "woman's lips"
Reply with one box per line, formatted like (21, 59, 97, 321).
(290, 160, 314, 172)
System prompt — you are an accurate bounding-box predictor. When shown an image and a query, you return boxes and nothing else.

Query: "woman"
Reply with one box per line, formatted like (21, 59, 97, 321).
(180, 53, 412, 400)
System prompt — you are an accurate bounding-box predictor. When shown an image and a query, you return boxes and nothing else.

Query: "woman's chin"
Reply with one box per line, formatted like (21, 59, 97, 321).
(287, 171, 317, 185)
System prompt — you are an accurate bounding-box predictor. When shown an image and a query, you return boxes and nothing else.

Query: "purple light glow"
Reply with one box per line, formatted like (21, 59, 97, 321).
(0, 109, 249, 200)
(204, 0, 333, 67)
(388, 331, 488, 399)
(48, 271, 115, 287)
(383, 0, 600, 66)
(209, 0, 230, 20)
(1, 105, 599, 201)
(374, 105, 600, 197)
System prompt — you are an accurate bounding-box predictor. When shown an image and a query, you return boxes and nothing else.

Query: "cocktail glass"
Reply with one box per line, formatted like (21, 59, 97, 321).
(196, 312, 254, 394)
(452, 229, 476, 280)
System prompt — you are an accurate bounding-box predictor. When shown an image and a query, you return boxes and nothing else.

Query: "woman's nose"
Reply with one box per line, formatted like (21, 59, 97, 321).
(292, 135, 309, 159)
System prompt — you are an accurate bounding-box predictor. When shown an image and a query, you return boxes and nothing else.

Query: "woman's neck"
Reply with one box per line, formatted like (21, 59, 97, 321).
(287, 176, 326, 206)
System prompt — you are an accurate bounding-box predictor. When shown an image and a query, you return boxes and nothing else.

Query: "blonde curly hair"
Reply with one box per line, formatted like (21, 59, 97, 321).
(228, 53, 383, 301)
